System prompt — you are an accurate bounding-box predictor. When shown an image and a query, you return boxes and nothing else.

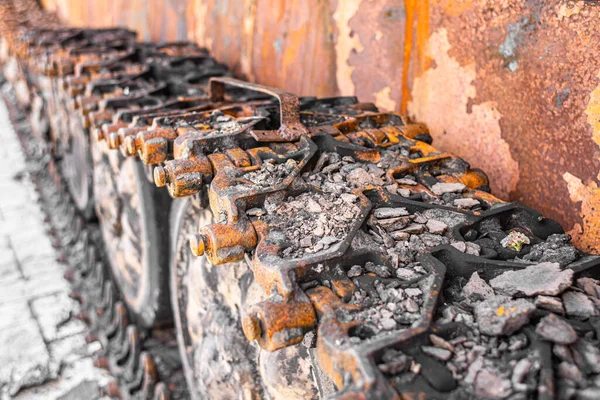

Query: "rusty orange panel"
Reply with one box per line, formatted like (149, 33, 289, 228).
(409, 0, 600, 253)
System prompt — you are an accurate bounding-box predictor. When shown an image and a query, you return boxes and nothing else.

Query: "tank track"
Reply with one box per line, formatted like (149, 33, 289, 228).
(1, 83, 187, 399)
(2, 1, 600, 400)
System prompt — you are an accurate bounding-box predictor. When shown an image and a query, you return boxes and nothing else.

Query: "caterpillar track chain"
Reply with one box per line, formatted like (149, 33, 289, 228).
(2, 1, 600, 400)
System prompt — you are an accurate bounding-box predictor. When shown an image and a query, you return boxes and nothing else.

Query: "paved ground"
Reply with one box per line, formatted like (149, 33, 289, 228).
(0, 99, 110, 400)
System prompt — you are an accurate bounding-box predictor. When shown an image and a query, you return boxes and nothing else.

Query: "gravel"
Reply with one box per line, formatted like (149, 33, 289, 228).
(259, 190, 360, 259)
(238, 158, 299, 189)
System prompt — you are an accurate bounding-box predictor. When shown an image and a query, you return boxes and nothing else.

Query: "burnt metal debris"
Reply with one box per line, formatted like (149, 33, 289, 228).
(1, 1, 600, 399)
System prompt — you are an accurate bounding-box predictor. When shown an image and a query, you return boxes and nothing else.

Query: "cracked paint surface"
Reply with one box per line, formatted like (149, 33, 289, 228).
(408, 28, 519, 199)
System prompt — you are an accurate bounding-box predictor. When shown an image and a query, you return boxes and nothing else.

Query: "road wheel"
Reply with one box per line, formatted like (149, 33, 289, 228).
(169, 198, 267, 400)
(169, 198, 325, 399)
(61, 109, 95, 220)
(92, 141, 172, 329)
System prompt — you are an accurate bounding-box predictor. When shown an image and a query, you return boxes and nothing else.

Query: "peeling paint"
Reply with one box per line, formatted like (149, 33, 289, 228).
(562, 71, 600, 254)
(374, 86, 397, 111)
(409, 28, 519, 199)
(556, 1, 584, 21)
(586, 72, 600, 147)
(563, 172, 600, 254)
(332, 0, 363, 96)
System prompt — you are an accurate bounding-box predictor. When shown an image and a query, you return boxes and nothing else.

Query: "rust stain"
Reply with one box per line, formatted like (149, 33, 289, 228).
(400, 0, 428, 114)
(408, 28, 519, 199)
(332, 0, 363, 96)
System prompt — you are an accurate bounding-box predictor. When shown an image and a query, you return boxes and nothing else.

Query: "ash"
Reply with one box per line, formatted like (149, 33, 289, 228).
(239, 158, 298, 189)
(258, 190, 361, 259)
(162, 109, 252, 135)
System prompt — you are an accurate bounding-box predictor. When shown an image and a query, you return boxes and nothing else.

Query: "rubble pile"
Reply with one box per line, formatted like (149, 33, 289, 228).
(301, 151, 387, 194)
(431, 263, 599, 399)
(367, 206, 475, 267)
(239, 158, 298, 189)
(340, 261, 430, 336)
(255, 190, 361, 258)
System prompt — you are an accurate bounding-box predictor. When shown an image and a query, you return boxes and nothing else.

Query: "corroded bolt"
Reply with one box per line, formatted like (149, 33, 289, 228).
(108, 132, 120, 149)
(93, 356, 109, 369)
(103, 381, 121, 398)
(189, 234, 207, 256)
(153, 166, 168, 187)
(242, 314, 262, 341)
(124, 135, 137, 155)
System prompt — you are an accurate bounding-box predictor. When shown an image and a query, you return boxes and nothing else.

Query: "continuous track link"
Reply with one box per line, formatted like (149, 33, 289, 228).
(2, 1, 600, 400)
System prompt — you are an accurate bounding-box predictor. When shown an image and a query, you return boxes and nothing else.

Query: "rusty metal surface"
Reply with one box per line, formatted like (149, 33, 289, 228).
(38, 0, 600, 254)
(5, 1, 600, 399)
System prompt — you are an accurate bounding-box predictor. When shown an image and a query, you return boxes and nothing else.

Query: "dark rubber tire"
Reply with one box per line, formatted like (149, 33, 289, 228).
(93, 144, 172, 329)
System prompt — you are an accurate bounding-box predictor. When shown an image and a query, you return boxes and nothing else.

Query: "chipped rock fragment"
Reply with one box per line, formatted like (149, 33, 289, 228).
(562, 291, 598, 319)
(347, 265, 363, 278)
(421, 346, 452, 361)
(429, 334, 454, 352)
(463, 272, 495, 302)
(380, 318, 397, 330)
(340, 193, 358, 204)
(453, 198, 480, 208)
(347, 167, 384, 186)
(465, 242, 481, 256)
(396, 268, 420, 281)
(572, 339, 600, 374)
(474, 369, 512, 399)
(246, 207, 266, 216)
(535, 314, 577, 344)
(474, 296, 535, 336)
(396, 177, 417, 186)
(511, 358, 532, 391)
(489, 262, 573, 297)
(431, 182, 466, 195)
(534, 295, 564, 315)
(403, 298, 419, 313)
(299, 236, 312, 248)
(426, 219, 447, 235)
(577, 277, 600, 299)
(373, 207, 410, 219)
(405, 288, 422, 297)
(401, 223, 424, 234)
(557, 362, 584, 383)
